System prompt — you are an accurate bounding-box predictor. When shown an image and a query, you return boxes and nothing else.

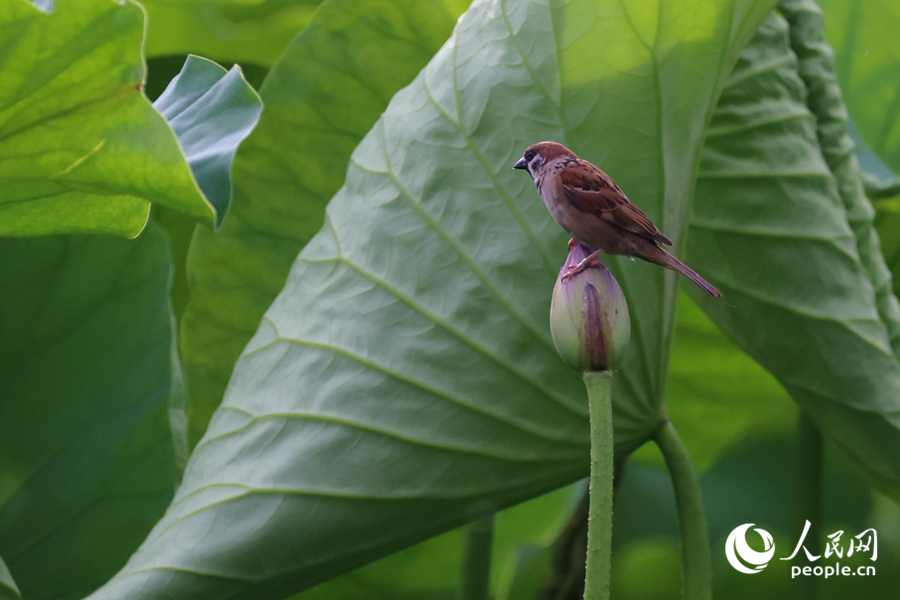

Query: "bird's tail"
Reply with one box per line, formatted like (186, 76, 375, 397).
(655, 248, 722, 297)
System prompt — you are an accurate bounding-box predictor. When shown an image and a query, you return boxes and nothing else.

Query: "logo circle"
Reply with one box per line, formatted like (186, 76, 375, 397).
(725, 524, 775, 574)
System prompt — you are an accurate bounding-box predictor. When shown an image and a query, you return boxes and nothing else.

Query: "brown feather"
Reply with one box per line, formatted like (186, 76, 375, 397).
(558, 161, 672, 246)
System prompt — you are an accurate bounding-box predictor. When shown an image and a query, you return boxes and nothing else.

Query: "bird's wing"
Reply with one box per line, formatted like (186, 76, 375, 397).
(559, 162, 672, 246)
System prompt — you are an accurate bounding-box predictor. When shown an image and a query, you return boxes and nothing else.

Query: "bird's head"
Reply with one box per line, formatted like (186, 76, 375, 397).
(513, 141, 576, 178)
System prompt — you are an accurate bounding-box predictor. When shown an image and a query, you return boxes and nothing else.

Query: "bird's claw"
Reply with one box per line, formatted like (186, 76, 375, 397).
(567, 238, 576, 249)
(561, 259, 604, 280)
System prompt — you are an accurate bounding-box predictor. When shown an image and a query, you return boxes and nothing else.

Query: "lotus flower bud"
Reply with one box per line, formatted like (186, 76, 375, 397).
(550, 244, 631, 373)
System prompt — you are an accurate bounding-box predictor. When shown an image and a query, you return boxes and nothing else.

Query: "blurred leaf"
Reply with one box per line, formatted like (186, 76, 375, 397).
(632, 291, 796, 474)
(848, 119, 900, 197)
(0, 224, 180, 600)
(0, 0, 213, 237)
(87, 0, 776, 597)
(613, 435, 893, 600)
(687, 9, 900, 498)
(140, 0, 321, 65)
(817, 0, 900, 173)
(875, 196, 900, 298)
(498, 546, 554, 600)
(179, 0, 469, 446)
(0, 556, 19, 600)
(497, 483, 588, 600)
(610, 538, 681, 600)
(153, 55, 262, 223)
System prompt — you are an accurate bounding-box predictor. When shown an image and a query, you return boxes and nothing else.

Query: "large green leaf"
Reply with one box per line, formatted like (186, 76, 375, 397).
(86, 0, 775, 597)
(178, 0, 468, 446)
(686, 8, 900, 497)
(0, 0, 214, 237)
(0, 224, 180, 600)
(290, 484, 576, 600)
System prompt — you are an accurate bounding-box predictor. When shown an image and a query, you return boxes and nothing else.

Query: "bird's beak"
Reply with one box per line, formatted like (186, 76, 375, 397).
(513, 157, 528, 170)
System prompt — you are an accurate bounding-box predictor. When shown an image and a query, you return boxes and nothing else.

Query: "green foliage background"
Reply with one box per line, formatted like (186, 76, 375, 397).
(1, 0, 899, 599)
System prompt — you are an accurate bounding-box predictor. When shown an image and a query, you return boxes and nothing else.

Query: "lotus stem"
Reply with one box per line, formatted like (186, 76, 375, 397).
(583, 370, 615, 600)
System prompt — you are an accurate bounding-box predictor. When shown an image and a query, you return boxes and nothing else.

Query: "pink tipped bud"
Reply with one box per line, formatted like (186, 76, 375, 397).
(550, 245, 631, 372)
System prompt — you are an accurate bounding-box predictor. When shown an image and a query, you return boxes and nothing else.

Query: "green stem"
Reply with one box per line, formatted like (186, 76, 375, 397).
(457, 514, 494, 600)
(796, 411, 822, 600)
(583, 370, 614, 600)
(655, 420, 712, 600)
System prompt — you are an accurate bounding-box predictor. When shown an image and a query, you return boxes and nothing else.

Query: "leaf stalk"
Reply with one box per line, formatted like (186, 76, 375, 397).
(458, 514, 495, 600)
(796, 411, 822, 600)
(655, 420, 712, 600)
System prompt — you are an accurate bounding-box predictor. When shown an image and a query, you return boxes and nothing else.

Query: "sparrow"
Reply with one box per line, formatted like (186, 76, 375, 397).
(514, 141, 721, 297)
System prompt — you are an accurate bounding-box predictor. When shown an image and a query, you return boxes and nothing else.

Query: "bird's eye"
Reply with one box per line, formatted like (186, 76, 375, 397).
(524, 149, 536, 161)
